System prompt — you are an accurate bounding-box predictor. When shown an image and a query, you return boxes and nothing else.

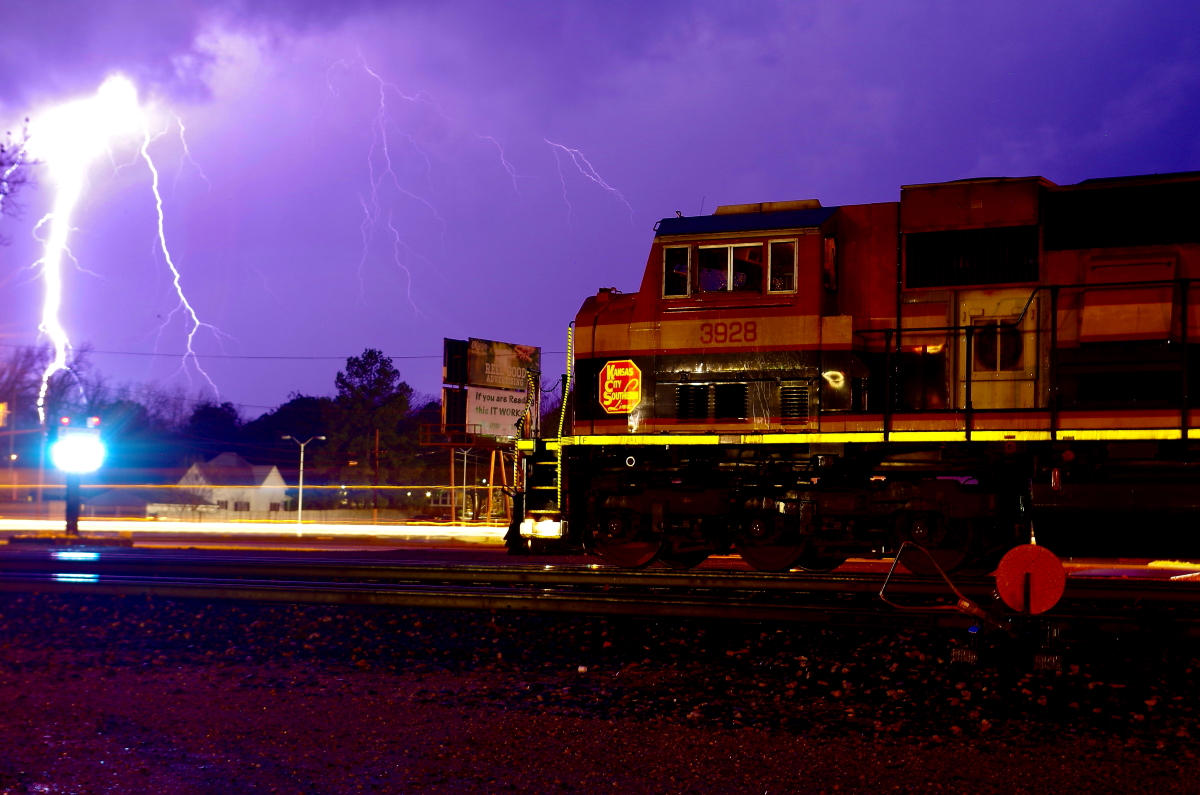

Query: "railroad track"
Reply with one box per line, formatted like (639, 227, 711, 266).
(0, 550, 1197, 632)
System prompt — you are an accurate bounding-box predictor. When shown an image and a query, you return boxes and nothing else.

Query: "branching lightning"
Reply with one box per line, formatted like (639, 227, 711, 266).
(544, 139, 634, 222)
(328, 56, 447, 304)
(329, 55, 529, 304)
(173, 114, 212, 192)
(140, 123, 222, 398)
(548, 144, 574, 228)
(479, 135, 523, 195)
(27, 75, 221, 422)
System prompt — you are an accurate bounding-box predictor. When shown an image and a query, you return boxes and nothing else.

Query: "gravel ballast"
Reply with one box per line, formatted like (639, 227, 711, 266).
(0, 592, 1196, 793)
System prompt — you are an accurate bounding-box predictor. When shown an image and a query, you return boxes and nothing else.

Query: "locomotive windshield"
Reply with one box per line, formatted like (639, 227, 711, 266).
(697, 244, 763, 292)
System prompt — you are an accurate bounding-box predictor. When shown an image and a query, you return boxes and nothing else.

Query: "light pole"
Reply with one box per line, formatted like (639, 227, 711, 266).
(282, 435, 325, 526)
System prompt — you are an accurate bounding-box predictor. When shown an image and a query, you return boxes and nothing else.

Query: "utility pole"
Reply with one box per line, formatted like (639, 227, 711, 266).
(8, 388, 15, 501)
(373, 428, 380, 524)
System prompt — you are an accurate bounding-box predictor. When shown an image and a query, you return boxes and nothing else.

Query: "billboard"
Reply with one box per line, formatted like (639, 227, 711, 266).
(466, 386, 529, 437)
(466, 338, 540, 390)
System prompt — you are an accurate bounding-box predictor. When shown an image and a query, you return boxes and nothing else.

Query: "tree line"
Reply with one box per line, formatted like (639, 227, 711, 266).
(0, 346, 448, 510)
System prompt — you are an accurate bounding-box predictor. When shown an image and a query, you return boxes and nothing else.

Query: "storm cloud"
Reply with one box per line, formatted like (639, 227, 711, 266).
(1, 1, 1197, 411)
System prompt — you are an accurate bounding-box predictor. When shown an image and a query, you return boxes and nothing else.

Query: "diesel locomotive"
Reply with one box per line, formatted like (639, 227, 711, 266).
(513, 171, 1200, 572)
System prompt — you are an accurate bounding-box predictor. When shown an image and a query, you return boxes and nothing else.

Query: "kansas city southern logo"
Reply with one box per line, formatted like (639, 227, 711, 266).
(599, 359, 641, 414)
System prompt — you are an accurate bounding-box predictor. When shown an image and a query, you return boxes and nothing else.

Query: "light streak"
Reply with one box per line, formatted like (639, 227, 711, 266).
(544, 139, 634, 222)
(0, 518, 507, 542)
(26, 75, 221, 421)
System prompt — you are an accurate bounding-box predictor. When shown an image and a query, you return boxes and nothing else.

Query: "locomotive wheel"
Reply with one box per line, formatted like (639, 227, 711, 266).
(658, 545, 711, 570)
(593, 510, 662, 569)
(734, 515, 805, 572)
(796, 545, 846, 573)
(897, 513, 970, 576)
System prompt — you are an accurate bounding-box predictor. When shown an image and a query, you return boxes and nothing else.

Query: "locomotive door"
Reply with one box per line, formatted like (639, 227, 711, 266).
(956, 290, 1039, 409)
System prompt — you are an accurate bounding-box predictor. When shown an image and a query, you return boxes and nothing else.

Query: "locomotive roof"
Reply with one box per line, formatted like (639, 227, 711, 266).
(653, 205, 838, 237)
(1073, 170, 1200, 186)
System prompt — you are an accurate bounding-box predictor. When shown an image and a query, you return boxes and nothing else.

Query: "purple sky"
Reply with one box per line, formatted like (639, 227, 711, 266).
(1, 1, 1198, 418)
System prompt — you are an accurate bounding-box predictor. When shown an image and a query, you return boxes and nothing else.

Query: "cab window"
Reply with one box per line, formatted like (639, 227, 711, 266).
(698, 244, 763, 293)
(769, 240, 797, 293)
(698, 247, 728, 292)
(663, 247, 690, 297)
(732, 245, 763, 291)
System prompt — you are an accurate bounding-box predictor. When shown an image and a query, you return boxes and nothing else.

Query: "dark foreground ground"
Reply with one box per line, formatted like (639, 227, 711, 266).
(0, 593, 1197, 794)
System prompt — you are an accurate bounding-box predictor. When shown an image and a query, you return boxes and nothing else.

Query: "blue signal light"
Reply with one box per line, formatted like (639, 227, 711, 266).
(53, 573, 99, 583)
(52, 551, 98, 561)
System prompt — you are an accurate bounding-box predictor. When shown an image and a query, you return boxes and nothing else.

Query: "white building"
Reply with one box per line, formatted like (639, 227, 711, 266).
(175, 452, 288, 513)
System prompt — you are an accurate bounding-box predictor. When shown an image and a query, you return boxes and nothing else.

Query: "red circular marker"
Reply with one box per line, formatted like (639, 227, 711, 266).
(995, 544, 1066, 614)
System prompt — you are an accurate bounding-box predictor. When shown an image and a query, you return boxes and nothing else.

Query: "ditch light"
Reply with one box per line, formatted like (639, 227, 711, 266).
(520, 518, 564, 539)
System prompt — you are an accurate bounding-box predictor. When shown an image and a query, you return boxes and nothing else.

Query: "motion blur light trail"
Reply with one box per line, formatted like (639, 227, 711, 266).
(26, 76, 220, 419)
(0, 518, 506, 544)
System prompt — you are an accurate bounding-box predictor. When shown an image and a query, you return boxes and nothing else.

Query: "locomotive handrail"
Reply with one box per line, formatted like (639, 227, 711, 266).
(847, 277, 1196, 440)
(853, 277, 1197, 337)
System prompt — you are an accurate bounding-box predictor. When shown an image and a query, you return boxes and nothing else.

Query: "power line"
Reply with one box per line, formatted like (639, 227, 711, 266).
(0, 342, 567, 361)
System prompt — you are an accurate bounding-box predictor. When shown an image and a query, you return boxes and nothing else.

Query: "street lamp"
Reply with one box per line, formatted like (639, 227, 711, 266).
(51, 430, 105, 537)
(282, 435, 325, 527)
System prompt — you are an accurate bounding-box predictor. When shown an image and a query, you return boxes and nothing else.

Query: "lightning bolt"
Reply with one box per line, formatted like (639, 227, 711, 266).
(330, 56, 528, 302)
(548, 144, 573, 229)
(27, 75, 222, 422)
(326, 56, 448, 305)
(173, 114, 212, 193)
(386, 211, 422, 315)
(141, 123, 223, 398)
(544, 139, 634, 222)
(478, 135, 523, 195)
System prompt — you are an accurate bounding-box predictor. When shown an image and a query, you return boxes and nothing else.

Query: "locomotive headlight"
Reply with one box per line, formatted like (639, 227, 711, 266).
(521, 518, 564, 538)
(821, 370, 846, 389)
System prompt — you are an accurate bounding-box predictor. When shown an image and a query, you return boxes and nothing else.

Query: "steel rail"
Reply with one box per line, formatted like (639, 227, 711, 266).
(2, 571, 1195, 630)
(0, 571, 938, 625)
(1, 551, 1199, 603)
(2, 551, 976, 593)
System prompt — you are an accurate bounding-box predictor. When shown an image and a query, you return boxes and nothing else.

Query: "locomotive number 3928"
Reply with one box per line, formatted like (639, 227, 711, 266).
(699, 321, 757, 344)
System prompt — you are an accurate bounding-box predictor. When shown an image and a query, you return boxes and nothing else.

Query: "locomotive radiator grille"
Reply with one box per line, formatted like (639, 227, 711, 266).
(676, 384, 709, 420)
(674, 383, 750, 421)
(714, 383, 749, 419)
(780, 381, 811, 424)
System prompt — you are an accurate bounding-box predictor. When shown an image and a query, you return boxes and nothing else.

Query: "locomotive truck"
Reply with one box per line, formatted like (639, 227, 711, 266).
(512, 170, 1200, 573)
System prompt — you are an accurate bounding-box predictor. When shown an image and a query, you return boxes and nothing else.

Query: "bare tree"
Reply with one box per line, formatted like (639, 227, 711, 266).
(0, 122, 33, 240)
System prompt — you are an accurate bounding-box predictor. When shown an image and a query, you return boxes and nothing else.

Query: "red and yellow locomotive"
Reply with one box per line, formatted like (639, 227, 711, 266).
(515, 171, 1200, 571)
